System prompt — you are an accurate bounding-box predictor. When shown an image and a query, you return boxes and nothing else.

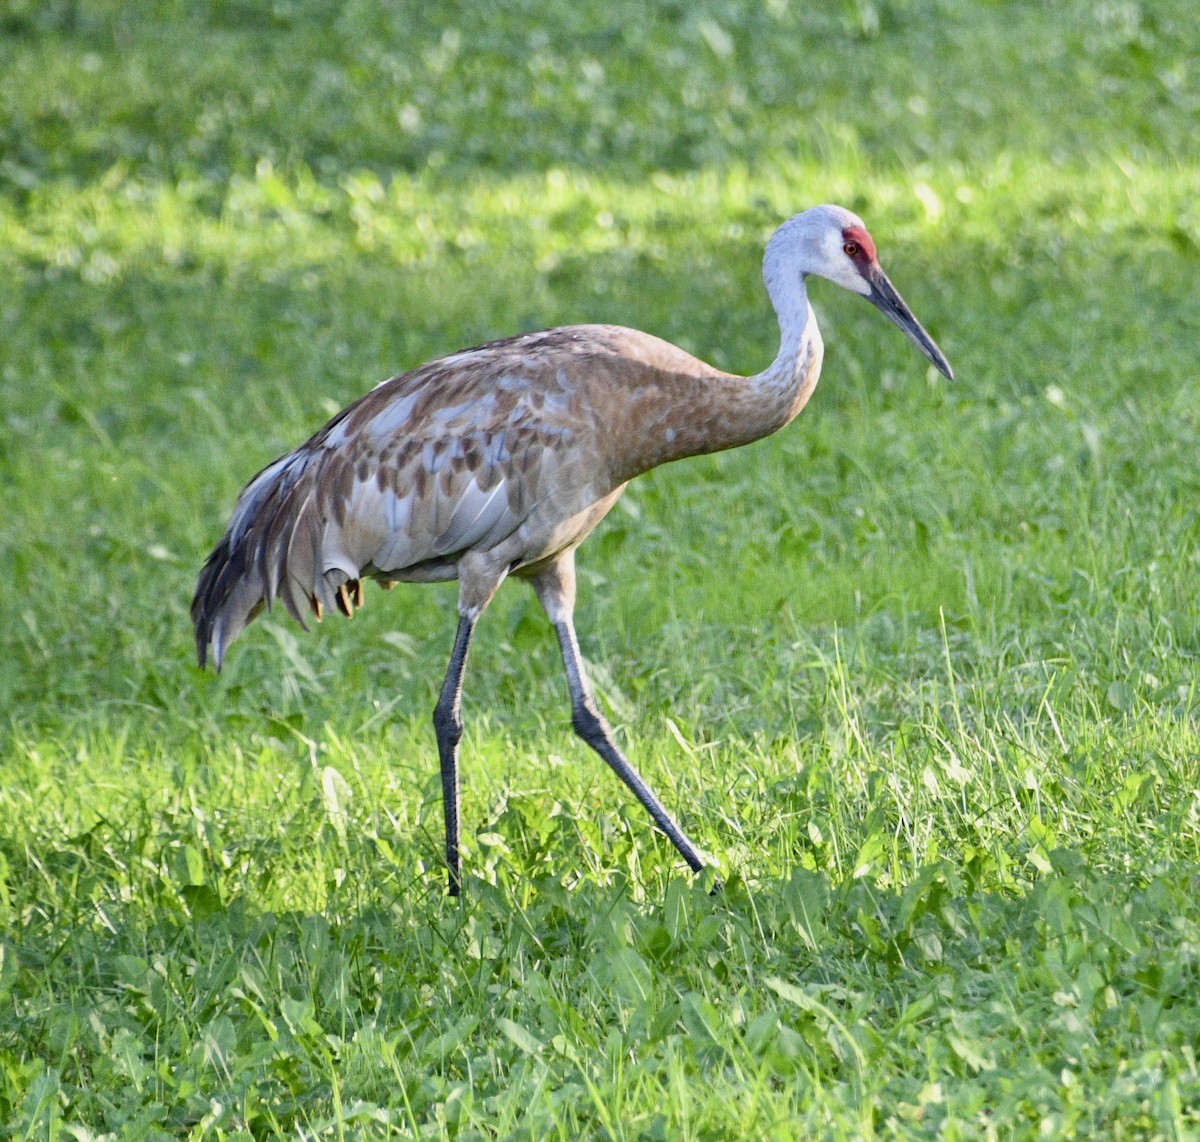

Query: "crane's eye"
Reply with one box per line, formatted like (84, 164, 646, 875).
(843, 241, 860, 257)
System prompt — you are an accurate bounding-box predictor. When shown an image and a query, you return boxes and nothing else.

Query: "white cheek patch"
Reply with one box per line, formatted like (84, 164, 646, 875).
(821, 231, 872, 295)
(843, 266, 873, 296)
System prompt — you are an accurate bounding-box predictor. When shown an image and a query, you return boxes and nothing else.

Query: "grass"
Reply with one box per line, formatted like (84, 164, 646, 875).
(2, 0, 1199, 1137)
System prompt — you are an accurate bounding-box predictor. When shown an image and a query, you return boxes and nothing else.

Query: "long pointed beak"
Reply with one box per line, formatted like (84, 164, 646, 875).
(864, 264, 954, 380)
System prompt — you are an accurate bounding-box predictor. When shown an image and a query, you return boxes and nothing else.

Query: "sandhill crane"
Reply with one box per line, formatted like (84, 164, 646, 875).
(193, 204, 953, 894)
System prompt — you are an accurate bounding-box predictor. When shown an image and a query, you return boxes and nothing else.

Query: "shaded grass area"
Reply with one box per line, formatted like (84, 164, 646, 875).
(2, 0, 1200, 1137)
(3, 0, 1196, 181)
(6, 832, 1199, 1137)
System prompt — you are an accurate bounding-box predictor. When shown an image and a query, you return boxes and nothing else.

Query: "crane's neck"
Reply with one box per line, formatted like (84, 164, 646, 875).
(710, 284, 823, 451)
(743, 265, 824, 443)
(617, 271, 823, 474)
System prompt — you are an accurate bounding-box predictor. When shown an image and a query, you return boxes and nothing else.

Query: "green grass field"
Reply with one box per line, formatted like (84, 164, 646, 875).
(2, 1, 1199, 1137)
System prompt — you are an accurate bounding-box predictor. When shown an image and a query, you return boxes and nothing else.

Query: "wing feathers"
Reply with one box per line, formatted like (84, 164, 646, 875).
(193, 326, 622, 669)
(439, 478, 509, 553)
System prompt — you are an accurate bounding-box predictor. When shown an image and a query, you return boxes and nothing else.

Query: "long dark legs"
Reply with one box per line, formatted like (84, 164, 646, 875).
(533, 555, 707, 877)
(432, 614, 475, 896)
(551, 616, 706, 874)
(431, 552, 706, 895)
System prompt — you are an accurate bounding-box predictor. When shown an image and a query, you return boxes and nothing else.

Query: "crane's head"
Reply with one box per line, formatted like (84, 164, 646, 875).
(766, 204, 954, 380)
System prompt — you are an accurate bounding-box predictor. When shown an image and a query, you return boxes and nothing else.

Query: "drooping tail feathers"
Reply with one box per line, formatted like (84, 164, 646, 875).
(191, 449, 363, 671)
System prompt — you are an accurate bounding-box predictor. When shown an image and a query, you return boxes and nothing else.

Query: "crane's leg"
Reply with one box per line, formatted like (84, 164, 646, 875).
(433, 614, 475, 896)
(433, 555, 507, 896)
(530, 554, 706, 878)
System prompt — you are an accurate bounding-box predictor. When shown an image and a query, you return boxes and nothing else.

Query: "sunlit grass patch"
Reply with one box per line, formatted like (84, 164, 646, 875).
(3, 152, 1198, 284)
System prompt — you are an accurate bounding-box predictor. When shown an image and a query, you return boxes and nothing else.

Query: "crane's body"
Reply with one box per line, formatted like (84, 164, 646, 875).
(194, 321, 822, 663)
(193, 205, 953, 894)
